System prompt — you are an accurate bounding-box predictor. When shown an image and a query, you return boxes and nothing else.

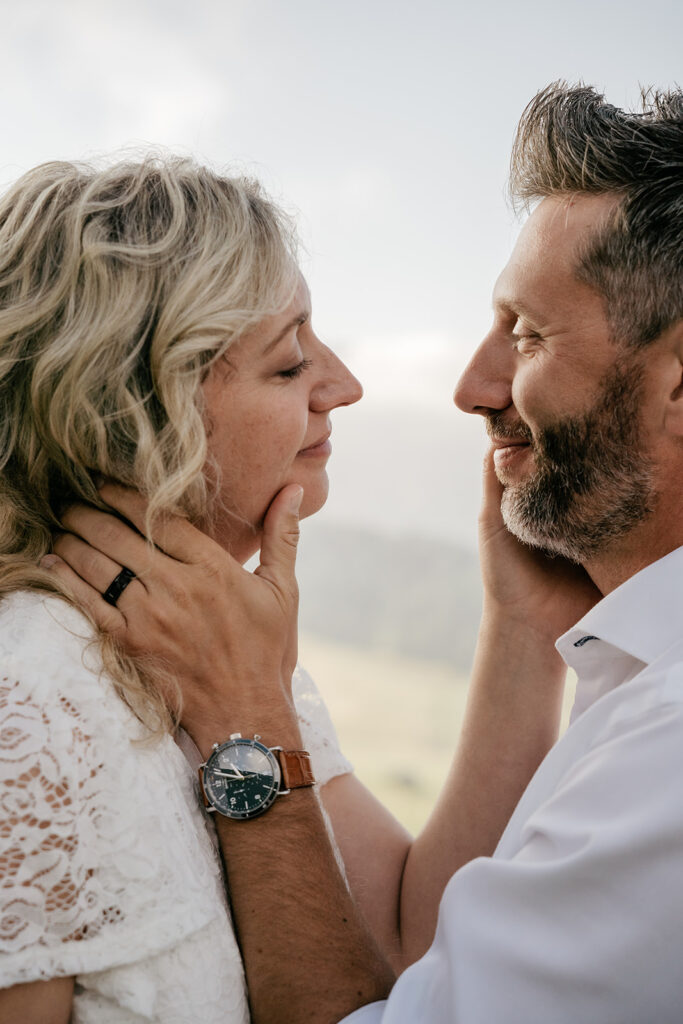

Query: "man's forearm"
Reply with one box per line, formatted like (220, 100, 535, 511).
(198, 715, 394, 1024)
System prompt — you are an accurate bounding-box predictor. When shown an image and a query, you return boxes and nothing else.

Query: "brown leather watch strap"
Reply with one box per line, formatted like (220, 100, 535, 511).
(276, 749, 316, 790)
(198, 770, 209, 807)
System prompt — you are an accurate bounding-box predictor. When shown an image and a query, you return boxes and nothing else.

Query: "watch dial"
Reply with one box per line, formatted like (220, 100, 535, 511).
(204, 739, 280, 819)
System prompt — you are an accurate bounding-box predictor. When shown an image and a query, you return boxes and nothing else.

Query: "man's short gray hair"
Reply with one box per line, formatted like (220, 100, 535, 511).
(510, 82, 683, 348)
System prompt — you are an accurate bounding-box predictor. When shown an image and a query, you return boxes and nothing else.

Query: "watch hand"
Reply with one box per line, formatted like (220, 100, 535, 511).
(213, 768, 245, 780)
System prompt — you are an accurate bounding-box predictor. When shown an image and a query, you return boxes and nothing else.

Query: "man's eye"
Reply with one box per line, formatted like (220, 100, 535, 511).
(512, 334, 539, 353)
(278, 358, 312, 380)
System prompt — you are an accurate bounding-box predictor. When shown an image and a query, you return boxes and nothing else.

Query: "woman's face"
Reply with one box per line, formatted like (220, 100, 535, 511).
(202, 277, 362, 561)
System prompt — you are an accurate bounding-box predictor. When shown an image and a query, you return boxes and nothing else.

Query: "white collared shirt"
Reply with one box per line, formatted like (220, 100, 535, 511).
(344, 546, 683, 1023)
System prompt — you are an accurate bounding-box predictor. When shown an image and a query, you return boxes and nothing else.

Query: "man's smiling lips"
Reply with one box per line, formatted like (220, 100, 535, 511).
(297, 432, 332, 458)
(491, 436, 532, 470)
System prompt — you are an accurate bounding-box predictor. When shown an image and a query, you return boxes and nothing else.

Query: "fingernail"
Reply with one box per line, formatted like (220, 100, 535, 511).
(40, 555, 61, 569)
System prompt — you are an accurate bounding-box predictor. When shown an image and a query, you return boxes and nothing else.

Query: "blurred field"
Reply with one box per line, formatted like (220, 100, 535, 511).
(299, 632, 577, 835)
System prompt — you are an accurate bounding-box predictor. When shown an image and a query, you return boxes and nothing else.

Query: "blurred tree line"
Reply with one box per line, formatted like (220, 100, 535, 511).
(297, 521, 482, 674)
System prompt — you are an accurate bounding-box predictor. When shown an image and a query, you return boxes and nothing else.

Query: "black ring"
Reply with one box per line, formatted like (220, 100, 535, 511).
(102, 567, 136, 606)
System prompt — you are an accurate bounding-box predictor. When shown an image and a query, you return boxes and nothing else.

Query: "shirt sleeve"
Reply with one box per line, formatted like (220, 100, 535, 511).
(339, 1002, 388, 1023)
(293, 663, 353, 786)
(345, 696, 683, 1023)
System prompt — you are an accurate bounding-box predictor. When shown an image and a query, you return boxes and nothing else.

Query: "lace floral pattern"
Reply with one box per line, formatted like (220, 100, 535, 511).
(0, 591, 351, 1022)
(1, 678, 119, 952)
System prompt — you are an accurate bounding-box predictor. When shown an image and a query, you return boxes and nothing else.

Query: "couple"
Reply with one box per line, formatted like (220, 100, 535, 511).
(1, 81, 682, 1023)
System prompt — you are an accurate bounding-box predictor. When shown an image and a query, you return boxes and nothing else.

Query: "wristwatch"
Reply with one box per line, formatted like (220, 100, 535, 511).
(198, 733, 315, 820)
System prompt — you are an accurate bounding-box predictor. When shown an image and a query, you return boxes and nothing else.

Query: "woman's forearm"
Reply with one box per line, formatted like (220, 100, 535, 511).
(320, 609, 566, 973)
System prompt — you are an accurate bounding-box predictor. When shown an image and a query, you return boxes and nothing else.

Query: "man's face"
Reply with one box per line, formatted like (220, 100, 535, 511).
(454, 195, 657, 563)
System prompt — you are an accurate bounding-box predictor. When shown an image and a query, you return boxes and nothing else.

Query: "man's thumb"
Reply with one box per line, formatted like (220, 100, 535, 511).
(258, 485, 303, 581)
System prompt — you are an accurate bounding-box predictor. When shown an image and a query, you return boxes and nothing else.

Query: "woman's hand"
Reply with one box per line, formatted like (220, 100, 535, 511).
(45, 482, 304, 751)
(478, 448, 601, 642)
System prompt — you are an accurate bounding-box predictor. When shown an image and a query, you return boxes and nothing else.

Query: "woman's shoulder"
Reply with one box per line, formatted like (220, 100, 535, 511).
(0, 586, 94, 642)
(292, 663, 353, 787)
(0, 591, 231, 988)
(0, 589, 98, 680)
(0, 590, 130, 766)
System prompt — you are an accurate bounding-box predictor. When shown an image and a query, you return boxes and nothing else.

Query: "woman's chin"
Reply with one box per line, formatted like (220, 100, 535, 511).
(298, 478, 329, 521)
(207, 476, 329, 560)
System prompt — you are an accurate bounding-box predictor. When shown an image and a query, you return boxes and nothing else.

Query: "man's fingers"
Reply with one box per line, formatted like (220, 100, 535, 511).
(61, 503, 158, 579)
(53, 532, 148, 605)
(98, 483, 220, 565)
(255, 485, 303, 590)
(40, 555, 126, 633)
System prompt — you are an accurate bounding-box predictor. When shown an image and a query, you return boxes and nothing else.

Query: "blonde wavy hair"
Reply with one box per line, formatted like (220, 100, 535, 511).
(0, 154, 299, 732)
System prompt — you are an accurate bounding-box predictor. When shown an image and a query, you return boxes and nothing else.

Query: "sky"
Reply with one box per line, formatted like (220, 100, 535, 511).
(2, 0, 681, 547)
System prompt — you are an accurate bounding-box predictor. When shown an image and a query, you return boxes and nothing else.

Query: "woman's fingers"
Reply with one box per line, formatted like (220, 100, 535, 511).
(98, 483, 221, 565)
(478, 447, 506, 537)
(40, 554, 127, 633)
(482, 446, 504, 504)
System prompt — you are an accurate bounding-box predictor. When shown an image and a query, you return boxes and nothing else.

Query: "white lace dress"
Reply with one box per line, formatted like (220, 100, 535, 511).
(0, 591, 352, 1023)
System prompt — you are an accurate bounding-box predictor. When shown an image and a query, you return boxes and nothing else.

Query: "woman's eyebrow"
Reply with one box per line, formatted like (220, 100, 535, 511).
(262, 311, 310, 355)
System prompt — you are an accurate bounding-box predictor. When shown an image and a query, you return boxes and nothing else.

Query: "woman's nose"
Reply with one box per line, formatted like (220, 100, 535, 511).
(311, 346, 363, 411)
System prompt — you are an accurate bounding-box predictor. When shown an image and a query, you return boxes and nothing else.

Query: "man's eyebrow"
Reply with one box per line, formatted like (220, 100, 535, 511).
(492, 295, 542, 324)
(262, 311, 310, 355)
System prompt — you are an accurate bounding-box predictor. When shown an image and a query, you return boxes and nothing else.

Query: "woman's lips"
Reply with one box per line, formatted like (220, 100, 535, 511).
(297, 435, 332, 458)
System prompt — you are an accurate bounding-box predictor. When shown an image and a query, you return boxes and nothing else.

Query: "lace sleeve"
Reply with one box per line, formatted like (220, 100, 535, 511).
(0, 672, 122, 978)
(0, 593, 227, 989)
(292, 664, 353, 786)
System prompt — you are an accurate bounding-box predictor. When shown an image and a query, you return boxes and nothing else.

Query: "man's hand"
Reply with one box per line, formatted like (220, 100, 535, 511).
(478, 448, 601, 639)
(46, 481, 304, 749)
(45, 483, 393, 1023)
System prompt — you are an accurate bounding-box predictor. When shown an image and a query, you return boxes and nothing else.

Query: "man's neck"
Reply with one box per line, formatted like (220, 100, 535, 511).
(584, 505, 683, 596)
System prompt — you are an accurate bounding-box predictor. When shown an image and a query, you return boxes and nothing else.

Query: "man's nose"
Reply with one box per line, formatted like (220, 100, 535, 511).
(453, 333, 513, 417)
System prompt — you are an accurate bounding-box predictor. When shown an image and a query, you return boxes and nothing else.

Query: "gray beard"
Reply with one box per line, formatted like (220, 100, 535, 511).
(494, 360, 657, 563)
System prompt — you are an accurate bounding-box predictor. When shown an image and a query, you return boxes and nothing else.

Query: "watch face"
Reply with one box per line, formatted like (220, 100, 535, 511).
(203, 738, 281, 819)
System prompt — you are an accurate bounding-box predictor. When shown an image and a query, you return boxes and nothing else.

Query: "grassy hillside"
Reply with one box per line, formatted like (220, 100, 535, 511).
(300, 632, 577, 835)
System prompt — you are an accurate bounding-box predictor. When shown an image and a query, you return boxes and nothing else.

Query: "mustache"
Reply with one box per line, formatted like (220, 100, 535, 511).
(485, 413, 533, 444)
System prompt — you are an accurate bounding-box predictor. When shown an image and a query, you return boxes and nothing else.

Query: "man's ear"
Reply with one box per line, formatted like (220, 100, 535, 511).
(662, 320, 683, 438)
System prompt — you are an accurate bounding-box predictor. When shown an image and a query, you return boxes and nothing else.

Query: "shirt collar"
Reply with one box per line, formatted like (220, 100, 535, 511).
(557, 545, 683, 670)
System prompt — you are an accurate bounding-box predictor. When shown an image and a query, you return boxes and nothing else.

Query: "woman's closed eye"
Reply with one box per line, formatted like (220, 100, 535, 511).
(278, 358, 312, 380)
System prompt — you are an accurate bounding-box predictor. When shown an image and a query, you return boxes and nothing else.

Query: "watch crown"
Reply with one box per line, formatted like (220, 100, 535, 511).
(230, 732, 242, 740)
